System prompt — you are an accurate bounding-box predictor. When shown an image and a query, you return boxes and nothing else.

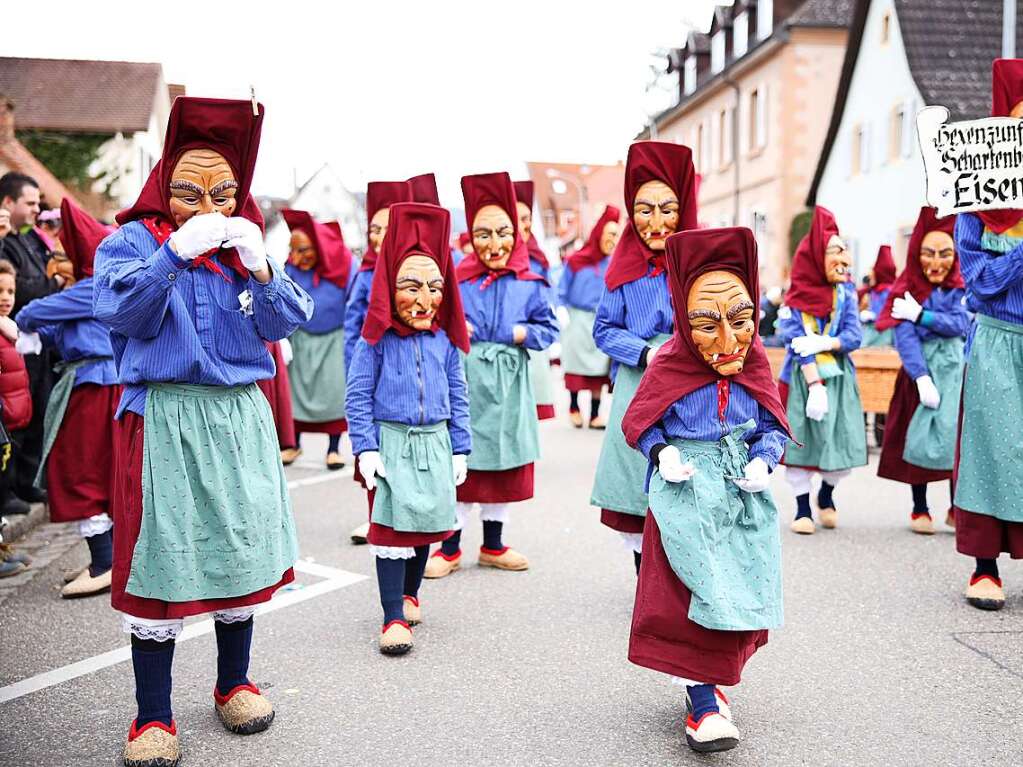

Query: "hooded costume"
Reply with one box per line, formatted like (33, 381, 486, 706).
(859, 245, 897, 347)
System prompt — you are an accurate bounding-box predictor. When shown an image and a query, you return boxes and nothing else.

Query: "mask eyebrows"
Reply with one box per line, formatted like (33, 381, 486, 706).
(169, 180, 204, 194)
(726, 299, 755, 320)
(396, 276, 424, 287)
(209, 180, 239, 196)
(688, 308, 721, 321)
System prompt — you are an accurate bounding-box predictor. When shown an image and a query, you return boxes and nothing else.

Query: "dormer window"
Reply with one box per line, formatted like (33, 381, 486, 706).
(733, 12, 749, 57)
(684, 56, 698, 96)
(711, 30, 726, 73)
(757, 0, 774, 41)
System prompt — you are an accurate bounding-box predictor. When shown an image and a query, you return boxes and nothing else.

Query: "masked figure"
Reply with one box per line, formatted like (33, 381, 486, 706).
(422, 172, 557, 578)
(514, 180, 557, 421)
(859, 245, 897, 347)
(621, 226, 789, 754)
(777, 205, 867, 534)
(873, 207, 967, 534)
(93, 97, 313, 767)
(591, 141, 698, 570)
(14, 198, 119, 598)
(558, 205, 620, 428)
(951, 58, 1023, 612)
(347, 202, 471, 654)
(281, 209, 357, 470)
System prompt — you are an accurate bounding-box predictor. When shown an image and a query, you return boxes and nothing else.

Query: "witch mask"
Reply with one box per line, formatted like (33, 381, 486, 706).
(395, 254, 444, 330)
(632, 180, 679, 251)
(600, 220, 620, 256)
(920, 230, 955, 284)
(167, 149, 239, 227)
(472, 204, 515, 270)
(687, 270, 756, 376)
(289, 229, 318, 270)
(824, 234, 851, 284)
(369, 207, 390, 253)
(516, 201, 533, 243)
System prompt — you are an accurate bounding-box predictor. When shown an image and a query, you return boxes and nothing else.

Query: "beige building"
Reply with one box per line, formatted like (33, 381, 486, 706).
(640, 0, 852, 288)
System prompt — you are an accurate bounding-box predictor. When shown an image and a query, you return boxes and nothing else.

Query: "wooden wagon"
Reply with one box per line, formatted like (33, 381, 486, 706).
(764, 346, 902, 415)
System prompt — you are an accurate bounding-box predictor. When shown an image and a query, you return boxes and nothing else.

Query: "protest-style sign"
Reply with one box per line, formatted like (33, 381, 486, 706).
(918, 105, 1023, 218)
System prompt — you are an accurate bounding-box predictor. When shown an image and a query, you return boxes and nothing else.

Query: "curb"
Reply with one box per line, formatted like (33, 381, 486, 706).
(0, 503, 49, 544)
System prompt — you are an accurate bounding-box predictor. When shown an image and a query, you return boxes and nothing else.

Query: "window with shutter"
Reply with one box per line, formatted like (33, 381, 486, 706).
(758, 0, 774, 41)
(734, 12, 749, 57)
(711, 31, 726, 74)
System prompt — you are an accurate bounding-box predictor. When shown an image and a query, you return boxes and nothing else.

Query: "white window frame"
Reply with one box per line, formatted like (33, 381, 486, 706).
(752, 83, 768, 151)
(733, 12, 749, 57)
(711, 31, 726, 74)
(757, 0, 774, 41)
(684, 56, 698, 96)
(901, 99, 915, 158)
(721, 107, 734, 166)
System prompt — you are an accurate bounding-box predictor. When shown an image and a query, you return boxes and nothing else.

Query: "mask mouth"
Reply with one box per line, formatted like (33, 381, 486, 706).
(410, 308, 434, 320)
(832, 265, 847, 276)
(711, 349, 744, 365)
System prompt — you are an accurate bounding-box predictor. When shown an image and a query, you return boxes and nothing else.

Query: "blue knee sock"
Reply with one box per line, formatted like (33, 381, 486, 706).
(687, 684, 719, 720)
(482, 520, 504, 551)
(376, 556, 407, 625)
(131, 636, 175, 727)
(85, 528, 113, 577)
(633, 551, 642, 575)
(440, 530, 462, 557)
(327, 433, 341, 453)
(795, 493, 812, 520)
(214, 617, 253, 696)
(818, 481, 836, 509)
(911, 483, 929, 516)
(403, 546, 429, 599)
(974, 558, 999, 580)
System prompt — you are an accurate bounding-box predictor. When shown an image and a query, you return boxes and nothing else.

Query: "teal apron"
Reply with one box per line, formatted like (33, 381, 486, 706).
(465, 341, 539, 471)
(125, 383, 299, 602)
(902, 336, 964, 470)
(371, 421, 456, 533)
(783, 353, 867, 471)
(528, 347, 555, 409)
(289, 326, 346, 422)
(648, 421, 783, 632)
(861, 324, 894, 348)
(561, 307, 611, 377)
(590, 333, 672, 515)
(34, 357, 110, 489)
(954, 314, 1023, 522)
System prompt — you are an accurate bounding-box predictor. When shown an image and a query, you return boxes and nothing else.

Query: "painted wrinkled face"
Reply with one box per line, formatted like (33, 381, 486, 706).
(167, 149, 238, 227)
(919, 230, 955, 284)
(1010, 100, 1023, 119)
(599, 220, 620, 256)
(516, 201, 533, 242)
(823, 234, 851, 284)
(687, 270, 756, 376)
(632, 180, 679, 251)
(46, 253, 76, 287)
(289, 229, 318, 271)
(368, 207, 390, 253)
(472, 205, 516, 271)
(395, 254, 444, 330)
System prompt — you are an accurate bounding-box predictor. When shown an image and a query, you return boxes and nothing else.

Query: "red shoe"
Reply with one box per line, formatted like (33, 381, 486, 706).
(424, 549, 461, 579)
(123, 719, 180, 766)
(213, 683, 275, 734)
(966, 574, 1005, 611)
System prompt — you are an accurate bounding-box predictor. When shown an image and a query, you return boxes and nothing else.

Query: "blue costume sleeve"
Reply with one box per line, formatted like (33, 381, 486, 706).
(637, 423, 668, 459)
(345, 338, 380, 455)
(834, 287, 863, 353)
(344, 273, 371, 375)
(557, 267, 574, 307)
(593, 286, 648, 366)
(957, 213, 1023, 299)
(17, 280, 95, 329)
(919, 290, 970, 338)
(249, 259, 314, 342)
(446, 343, 472, 455)
(747, 406, 787, 470)
(93, 235, 182, 339)
(519, 283, 559, 351)
(894, 321, 928, 379)
(777, 308, 816, 365)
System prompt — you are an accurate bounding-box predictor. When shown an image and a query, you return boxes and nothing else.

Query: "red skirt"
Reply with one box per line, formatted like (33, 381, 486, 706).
(457, 464, 534, 503)
(536, 404, 555, 421)
(110, 412, 294, 620)
(294, 418, 347, 435)
(564, 374, 610, 395)
(256, 341, 296, 450)
(47, 383, 121, 524)
(364, 488, 452, 547)
(877, 369, 951, 485)
(629, 513, 768, 685)
(601, 508, 645, 534)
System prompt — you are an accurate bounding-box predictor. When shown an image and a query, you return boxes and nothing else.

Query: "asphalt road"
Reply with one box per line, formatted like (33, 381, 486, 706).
(1, 392, 1021, 767)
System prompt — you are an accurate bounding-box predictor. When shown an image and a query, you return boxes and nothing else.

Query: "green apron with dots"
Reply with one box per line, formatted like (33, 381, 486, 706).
(370, 421, 456, 533)
(902, 336, 964, 471)
(561, 307, 611, 377)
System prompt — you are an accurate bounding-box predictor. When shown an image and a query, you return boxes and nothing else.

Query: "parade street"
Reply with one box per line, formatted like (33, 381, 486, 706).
(0, 392, 1019, 767)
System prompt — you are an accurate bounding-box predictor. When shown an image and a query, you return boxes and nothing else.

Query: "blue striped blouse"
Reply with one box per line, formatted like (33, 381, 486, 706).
(458, 274, 558, 350)
(285, 261, 355, 335)
(557, 261, 609, 312)
(957, 212, 1023, 326)
(777, 282, 862, 383)
(592, 267, 674, 374)
(93, 220, 314, 418)
(343, 268, 374, 375)
(893, 288, 969, 380)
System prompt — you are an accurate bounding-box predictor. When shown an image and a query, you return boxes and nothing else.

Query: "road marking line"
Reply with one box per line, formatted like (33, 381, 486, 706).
(286, 467, 354, 489)
(0, 559, 366, 705)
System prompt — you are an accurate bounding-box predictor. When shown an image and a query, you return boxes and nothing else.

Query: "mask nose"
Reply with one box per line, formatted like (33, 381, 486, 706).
(199, 194, 215, 215)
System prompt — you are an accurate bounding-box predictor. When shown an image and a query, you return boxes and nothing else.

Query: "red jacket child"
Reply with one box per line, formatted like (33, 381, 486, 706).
(0, 262, 32, 431)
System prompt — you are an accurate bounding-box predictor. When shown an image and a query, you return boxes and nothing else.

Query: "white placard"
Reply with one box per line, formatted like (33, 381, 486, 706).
(917, 105, 1023, 217)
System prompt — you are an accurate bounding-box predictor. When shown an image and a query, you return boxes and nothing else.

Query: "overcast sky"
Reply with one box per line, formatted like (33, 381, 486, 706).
(8, 0, 724, 203)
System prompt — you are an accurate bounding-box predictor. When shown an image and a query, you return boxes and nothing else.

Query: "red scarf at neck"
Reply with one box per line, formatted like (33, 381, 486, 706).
(141, 217, 249, 283)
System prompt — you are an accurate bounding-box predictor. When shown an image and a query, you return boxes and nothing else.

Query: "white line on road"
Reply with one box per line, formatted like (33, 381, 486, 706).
(0, 559, 366, 705)
(286, 466, 354, 489)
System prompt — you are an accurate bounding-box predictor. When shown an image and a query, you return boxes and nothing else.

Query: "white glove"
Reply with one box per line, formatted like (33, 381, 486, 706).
(657, 445, 696, 484)
(859, 309, 876, 323)
(791, 334, 837, 357)
(223, 217, 268, 273)
(359, 451, 386, 491)
(555, 305, 571, 328)
(14, 331, 42, 355)
(278, 337, 294, 366)
(916, 375, 941, 409)
(452, 454, 468, 486)
(891, 291, 923, 323)
(734, 457, 770, 493)
(169, 212, 228, 259)
(805, 382, 829, 422)
(646, 343, 663, 365)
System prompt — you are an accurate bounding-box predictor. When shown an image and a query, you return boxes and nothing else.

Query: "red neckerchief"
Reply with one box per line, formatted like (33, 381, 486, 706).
(141, 217, 248, 283)
(480, 269, 511, 291)
(716, 378, 730, 424)
(648, 255, 666, 278)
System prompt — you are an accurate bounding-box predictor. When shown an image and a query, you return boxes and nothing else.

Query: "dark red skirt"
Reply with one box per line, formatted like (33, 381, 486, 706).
(877, 368, 951, 485)
(110, 412, 294, 620)
(364, 488, 452, 547)
(456, 464, 534, 503)
(564, 373, 610, 395)
(47, 383, 121, 524)
(601, 508, 646, 534)
(256, 341, 296, 450)
(629, 513, 768, 686)
(536, 405, 555, 421)
(294, 418, 347, 435)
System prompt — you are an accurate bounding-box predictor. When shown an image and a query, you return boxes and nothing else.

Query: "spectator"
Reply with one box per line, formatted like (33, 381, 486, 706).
(0, 260, 33, 517)
(759, 286, 786, 346)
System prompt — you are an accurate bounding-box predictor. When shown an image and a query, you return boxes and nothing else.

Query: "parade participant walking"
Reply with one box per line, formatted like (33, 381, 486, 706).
(514, 180, 556, 421)
(15, 198, 120, 598)
(424, 172, 557, 577)
(557, 204, 619, 428)
(347, 202, 471, 654)
(282, 208, 357, 470)
(778, 206, 866, 535)
(952, 59, 1023, 612)
(92, 96, 313, 767)
(859, 245, 897, 347)
(876, 208, 966, 535)
(591, 141, 697, 570)
(622, 227, 790, 754)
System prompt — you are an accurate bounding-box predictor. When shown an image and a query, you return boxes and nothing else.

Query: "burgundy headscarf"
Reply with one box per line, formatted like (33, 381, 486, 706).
(456, 172, 544, 284)
(513, 180, 550, 272)
(622, 226, 790, 448)
(872, 245, 897, 289)
(604, 141, 698, 291)
(282, 209, 353, 289)
(784, 205, 845, 318)
(361, 202, 470, 353)
(362, 181, 413, 272)
(565, 205, 621, 273)
(407, 173, 440, 205)
(978, 59, 1023, 233)
(58, 198, 114, 280)
(875, 207, 962, 331)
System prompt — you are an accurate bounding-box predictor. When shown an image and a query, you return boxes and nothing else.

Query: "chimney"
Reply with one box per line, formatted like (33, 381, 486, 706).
(0, 96, 14, 143)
